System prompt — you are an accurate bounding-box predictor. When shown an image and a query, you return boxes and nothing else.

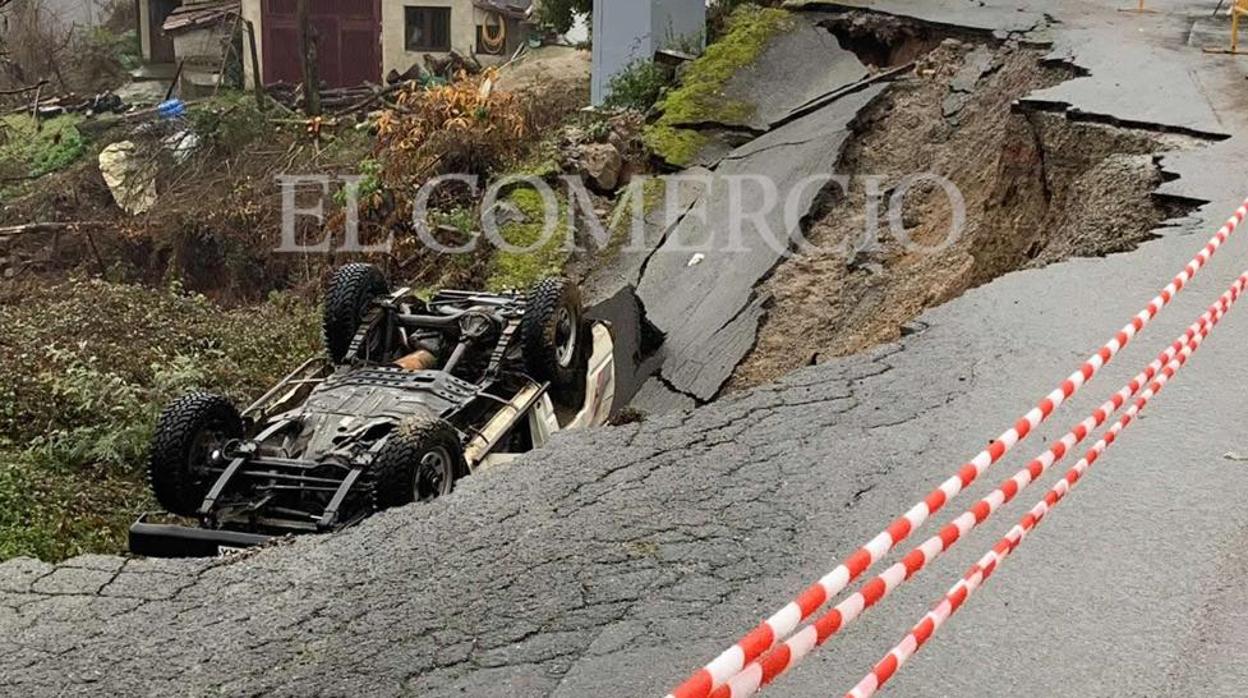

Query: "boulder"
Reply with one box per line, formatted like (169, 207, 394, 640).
(580, 143, 624, 192)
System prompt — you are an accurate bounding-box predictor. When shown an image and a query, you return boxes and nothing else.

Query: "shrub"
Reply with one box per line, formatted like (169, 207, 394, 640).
(0, 451, 151, 562)
(189, 92, 274, 152)
(487, 187, 569, 291)
(604, 60, 670, 112)
(0, 279, 320, 467)
(376, 69, 530, 183)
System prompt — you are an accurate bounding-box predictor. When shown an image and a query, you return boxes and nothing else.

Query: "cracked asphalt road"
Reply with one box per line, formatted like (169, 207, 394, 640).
(6, 2, 1248, 696)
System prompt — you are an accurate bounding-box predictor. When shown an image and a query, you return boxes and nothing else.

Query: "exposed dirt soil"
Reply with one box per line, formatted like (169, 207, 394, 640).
(730, 38, 1206, 391)
(496, 46, 591, 97)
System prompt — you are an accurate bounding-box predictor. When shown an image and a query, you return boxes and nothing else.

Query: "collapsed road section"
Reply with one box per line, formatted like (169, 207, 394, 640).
(595, 7, 1213, 414)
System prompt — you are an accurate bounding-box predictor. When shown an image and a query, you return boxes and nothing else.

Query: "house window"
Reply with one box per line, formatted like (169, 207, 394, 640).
(405, 7, 452, 52)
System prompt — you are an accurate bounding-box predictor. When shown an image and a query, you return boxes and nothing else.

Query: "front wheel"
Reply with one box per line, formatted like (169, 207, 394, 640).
(371, 415, 467, 510)
(148, 393, 242, 516)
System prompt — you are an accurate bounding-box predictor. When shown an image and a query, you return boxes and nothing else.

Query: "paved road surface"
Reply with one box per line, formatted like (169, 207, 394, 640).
(5, 2, 1248, 696)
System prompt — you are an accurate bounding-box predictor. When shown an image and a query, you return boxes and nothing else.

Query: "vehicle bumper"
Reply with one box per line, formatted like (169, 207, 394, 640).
(128, 514, 272, 558)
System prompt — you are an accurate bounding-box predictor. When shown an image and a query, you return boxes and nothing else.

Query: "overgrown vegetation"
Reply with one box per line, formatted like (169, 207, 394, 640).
(644, 4, 793, 166)
(0, 114, 87, 182)
(604, 60, 671, 112)
(708, 0, 785, 40)
(0, 280, 319, 561)
(536, 0, 593, 34)
(376, 69, 530, 182)
(1, 0, 142, 98)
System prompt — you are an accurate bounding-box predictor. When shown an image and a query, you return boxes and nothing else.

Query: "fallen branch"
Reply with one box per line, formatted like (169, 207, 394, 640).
(0, 80, 48, 96)
(0, 221, 109, 237)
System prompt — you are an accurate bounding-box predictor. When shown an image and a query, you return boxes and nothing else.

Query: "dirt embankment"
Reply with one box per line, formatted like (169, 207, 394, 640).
(730, 37, 1205, 390)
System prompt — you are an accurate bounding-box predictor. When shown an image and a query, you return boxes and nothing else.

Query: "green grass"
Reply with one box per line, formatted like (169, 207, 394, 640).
(643, 4, 794, 166)
(0, 114, 88, 178)
(487, 188, 569, 291)
(0, 452, 150, 562)
(0, 279, 321, 561)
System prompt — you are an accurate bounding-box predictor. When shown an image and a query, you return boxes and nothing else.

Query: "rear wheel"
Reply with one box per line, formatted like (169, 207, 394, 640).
(324, 263, 389, 364)
(521, 278, 587, 404)
(148, 393, 242, 517)
(371, 415, 466, 510)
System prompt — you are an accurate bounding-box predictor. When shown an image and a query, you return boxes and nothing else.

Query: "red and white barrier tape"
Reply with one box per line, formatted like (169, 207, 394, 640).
(666, 201, 1248, 698)
(846, 270, 1248, 698)
(709, 273, 1247, 698)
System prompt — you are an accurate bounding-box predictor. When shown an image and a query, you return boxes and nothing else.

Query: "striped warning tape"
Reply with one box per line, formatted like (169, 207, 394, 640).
(845, 269, 1248, 698)
(666, 200, 1248, 698)
(708, 270, 1247, 698)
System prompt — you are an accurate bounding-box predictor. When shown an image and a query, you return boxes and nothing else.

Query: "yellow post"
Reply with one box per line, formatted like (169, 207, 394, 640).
(1234, 6, 1241, 54)
(1118, 0, 1156, 14)
(1204, 0, 1248, 55)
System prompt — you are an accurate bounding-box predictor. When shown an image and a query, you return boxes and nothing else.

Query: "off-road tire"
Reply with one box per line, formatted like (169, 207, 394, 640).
(324, 263, 389, 364)
(372, 415, 467, 510)
(520, 278, 587, 404)
(148, 393, 242, 517)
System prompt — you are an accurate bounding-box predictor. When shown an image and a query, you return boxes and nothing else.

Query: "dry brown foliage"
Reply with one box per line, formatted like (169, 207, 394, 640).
(375, 69, 529, 185)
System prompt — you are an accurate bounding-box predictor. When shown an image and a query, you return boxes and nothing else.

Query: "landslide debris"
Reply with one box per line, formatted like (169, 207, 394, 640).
(730, 37, 1206, 391)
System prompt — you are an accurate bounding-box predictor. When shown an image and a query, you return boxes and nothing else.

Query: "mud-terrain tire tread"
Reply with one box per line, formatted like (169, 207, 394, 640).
(148, 392, 242, 516)
(323, 263, 389, 364)
(520, 278, 587, 402)
(372, 415, 466, 510)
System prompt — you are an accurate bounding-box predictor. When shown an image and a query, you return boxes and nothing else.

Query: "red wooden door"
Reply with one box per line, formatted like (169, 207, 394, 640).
(261, 0, 381, 88)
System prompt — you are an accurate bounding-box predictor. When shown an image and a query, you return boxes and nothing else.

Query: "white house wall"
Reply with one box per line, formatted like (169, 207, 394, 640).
(592, 0, 706, 105)
(591, 0, 652, 105)
(381, 2, 511, 78)
(651, 0, 704, 51)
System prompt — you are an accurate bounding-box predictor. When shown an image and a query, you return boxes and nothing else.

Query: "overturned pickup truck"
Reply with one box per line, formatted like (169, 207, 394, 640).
(130, 265, 615, 557)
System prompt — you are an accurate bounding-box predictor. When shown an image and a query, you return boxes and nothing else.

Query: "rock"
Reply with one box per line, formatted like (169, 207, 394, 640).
(943, 92, 970, 118)
(950, 46, 997, 94)
(580, 143, 624, 192)
(607, 131, 627, 154)
(485, 200, 527, 228)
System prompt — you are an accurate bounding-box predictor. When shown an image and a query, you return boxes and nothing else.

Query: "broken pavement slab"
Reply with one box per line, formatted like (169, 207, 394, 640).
(645, 7, 870, 168)
(784, 0, 1049, 37)
(99, 141, 158, 215)
(635, 84, 888, 405)
(716, 15, 870, 132)
(943, 43, 997, 118)
(580, 170, 711, 308)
